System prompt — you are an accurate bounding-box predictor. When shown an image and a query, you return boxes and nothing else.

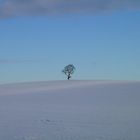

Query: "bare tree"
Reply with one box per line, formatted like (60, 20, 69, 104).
(62, 64, 76, 80)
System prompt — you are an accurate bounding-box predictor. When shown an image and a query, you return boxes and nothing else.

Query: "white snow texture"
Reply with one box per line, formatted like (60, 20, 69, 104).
(0, 80, 140, 140)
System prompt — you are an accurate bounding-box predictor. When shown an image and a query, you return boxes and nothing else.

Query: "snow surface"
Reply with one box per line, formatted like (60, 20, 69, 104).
(0, 80, 140, 140)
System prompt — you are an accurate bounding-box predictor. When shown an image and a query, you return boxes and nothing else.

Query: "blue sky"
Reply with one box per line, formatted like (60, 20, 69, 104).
(0, 0, 140, 83)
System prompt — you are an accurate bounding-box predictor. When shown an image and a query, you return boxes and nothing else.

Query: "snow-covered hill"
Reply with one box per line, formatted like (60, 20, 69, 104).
(0, 80, 140, 140)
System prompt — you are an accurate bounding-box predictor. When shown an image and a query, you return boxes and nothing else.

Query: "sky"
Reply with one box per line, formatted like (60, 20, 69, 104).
(0, 0, 140, 84)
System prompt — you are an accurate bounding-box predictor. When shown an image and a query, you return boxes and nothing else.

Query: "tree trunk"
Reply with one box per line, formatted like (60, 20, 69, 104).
(67, 74, 71, 80)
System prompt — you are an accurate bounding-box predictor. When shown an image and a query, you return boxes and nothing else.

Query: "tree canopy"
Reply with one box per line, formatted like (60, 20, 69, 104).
(62, 64, 76, 80)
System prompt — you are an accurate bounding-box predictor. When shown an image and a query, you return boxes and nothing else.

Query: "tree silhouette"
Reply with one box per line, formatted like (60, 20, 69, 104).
(62, 64, 76, 80)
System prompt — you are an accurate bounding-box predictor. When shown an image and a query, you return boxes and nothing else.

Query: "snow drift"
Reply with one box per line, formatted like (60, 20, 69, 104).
(0, 80, 140, 140)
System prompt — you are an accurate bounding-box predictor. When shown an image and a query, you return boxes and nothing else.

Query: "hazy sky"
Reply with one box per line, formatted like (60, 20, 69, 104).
(0, 0, 140, 83)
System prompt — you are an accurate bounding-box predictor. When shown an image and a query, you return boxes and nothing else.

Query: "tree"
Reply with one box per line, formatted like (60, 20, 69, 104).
(62, 64, 76, 80)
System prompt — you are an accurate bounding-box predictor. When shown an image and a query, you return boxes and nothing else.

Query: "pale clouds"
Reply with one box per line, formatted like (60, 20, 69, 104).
(0, 59, 32, 64)
(0, 0, 140, 18)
